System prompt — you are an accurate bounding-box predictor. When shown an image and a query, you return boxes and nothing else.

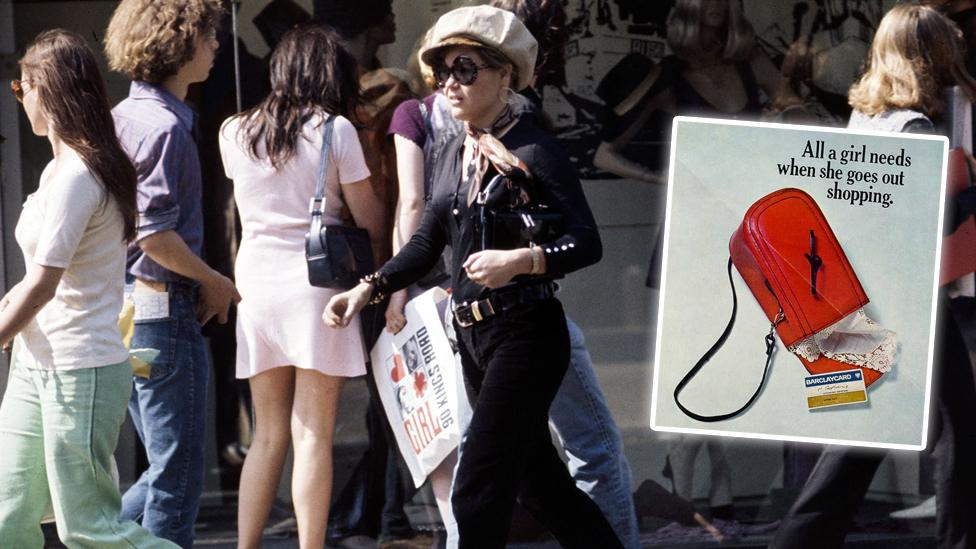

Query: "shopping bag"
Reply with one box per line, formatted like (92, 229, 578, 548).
(370, 287, 471, 487)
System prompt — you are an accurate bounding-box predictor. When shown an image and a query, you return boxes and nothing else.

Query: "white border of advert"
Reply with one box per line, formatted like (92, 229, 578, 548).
(649, 116, 947, 451)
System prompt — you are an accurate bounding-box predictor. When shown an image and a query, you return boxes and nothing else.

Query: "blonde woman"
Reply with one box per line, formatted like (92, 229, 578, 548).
(771, 5, 976, 548)
(847, 3, 976, 130)
(326, 6, 624, 548)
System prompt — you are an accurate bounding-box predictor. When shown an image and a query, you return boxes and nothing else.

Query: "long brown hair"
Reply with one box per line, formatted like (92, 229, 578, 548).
(20, 30, 137, 241)
(237, 25, 360, 170)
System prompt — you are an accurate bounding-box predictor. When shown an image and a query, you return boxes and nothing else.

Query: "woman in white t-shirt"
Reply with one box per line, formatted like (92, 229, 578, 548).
(0, 30, 176, 548)
(218, 26, 383, 549)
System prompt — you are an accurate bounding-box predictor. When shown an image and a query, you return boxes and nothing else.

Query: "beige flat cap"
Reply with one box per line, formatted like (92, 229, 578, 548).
(420, 5, 538, 92)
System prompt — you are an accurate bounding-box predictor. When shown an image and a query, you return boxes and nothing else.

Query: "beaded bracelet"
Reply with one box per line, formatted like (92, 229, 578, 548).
(361, 272, 388, 305)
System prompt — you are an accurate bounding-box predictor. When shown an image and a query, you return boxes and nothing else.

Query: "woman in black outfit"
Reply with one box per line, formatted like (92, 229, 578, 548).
(324, 5, 623, 549)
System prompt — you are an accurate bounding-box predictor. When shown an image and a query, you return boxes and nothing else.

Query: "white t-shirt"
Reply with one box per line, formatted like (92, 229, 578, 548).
(219, 112, 371, 235)
(13, 148, 129, 370)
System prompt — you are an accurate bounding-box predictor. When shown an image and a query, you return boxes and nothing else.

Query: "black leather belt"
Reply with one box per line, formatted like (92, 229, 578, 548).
(453, 282, 556, 328)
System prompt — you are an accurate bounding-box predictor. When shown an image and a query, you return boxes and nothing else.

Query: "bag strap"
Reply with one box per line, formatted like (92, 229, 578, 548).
(419, 100, 434, 141)
(308, 115, 336, 256)
(673, 258, 784, 422)
(418, 100, 435, 202)
(312, 115, 336, 207)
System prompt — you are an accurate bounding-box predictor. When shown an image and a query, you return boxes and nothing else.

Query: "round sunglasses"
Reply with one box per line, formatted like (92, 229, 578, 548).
(434, 56, 491, 88)
(10, 79, 34, 103)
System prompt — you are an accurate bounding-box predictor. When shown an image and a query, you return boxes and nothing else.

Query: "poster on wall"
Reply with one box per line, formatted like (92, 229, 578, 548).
(753, 0, 885, 124)
(543, 0, 672, 177)
(650, 116, 948, 450)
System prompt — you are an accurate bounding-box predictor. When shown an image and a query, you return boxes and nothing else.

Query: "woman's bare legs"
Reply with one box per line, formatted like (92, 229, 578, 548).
(238, 367, 295, 549)
(291, 369, 344, 549)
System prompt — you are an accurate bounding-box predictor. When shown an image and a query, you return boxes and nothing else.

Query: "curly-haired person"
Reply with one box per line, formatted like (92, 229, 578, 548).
(104, 2, 240, 547)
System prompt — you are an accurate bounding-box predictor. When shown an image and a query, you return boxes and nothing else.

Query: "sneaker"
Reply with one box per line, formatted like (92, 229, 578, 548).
(889, 496, 937, 519)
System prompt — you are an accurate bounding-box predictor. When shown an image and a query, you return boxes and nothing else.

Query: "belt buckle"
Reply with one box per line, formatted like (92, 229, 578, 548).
(479, 298, 495, 319)
(470, 298, 496, 323)
(454, 301, 474, 328)
(471, 300, 484, 323)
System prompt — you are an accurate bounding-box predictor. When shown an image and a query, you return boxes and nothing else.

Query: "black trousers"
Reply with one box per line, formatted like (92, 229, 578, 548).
(769, 298, 976, 549)
(452, 298, 624, 549)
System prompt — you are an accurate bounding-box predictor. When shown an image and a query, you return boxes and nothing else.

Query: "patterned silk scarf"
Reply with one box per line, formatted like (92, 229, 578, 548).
(463, 99, 534, 205)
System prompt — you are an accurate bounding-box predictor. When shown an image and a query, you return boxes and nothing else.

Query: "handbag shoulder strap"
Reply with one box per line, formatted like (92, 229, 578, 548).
(418, 100, 435, 202)
(672, 258, 783, 422)
(312, 114, 336, 207)
(309, 115, 336, 249)
(419, 100, 434, 142)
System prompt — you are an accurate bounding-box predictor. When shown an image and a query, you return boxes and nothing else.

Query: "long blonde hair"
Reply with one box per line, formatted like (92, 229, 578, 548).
(667, 0, 755, 62)
(849, 3, 976, 116)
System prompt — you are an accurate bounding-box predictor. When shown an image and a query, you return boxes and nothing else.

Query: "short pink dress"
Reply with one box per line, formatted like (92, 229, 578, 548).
(219, 113, 371, 379)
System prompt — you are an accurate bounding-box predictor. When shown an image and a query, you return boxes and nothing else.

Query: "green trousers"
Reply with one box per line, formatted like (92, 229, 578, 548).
(0, 357, 178, 548)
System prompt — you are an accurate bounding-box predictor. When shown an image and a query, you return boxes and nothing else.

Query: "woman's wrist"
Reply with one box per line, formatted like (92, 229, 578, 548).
(508, 248, 531, 276)
(359, 272, 388, 305)
(520, 246, 545, 276)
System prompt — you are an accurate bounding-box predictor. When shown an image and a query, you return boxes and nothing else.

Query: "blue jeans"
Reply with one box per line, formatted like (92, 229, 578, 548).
(121, 282, 209, 549)
(548, 317, 640, 549)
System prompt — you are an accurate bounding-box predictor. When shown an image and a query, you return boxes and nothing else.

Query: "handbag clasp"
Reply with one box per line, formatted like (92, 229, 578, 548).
(309, 197, 324, 215)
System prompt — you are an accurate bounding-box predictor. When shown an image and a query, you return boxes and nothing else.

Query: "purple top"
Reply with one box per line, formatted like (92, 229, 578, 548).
(113, 81, 204, 283)
(388, 94, 437, 148)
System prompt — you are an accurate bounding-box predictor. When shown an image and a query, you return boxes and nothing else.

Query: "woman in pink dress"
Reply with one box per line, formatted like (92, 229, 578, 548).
(218, 26, 384, 549)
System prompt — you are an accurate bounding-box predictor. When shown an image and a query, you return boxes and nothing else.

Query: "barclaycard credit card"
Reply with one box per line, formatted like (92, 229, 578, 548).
(805, 369, 868, 410)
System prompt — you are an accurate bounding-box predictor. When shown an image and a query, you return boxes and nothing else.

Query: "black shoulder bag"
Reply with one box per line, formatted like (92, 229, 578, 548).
(305, 115, 376, 289)
(475, 164, 563, 252)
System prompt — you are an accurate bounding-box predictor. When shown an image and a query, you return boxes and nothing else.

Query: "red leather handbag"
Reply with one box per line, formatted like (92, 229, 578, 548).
(675, 188, 885, 422)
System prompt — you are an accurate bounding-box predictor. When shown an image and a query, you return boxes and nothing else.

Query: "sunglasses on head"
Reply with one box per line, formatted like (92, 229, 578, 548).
(10, 79, 32, 103)
(434, 56, 491, 88)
